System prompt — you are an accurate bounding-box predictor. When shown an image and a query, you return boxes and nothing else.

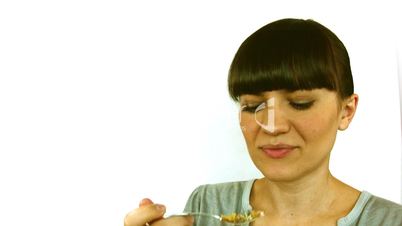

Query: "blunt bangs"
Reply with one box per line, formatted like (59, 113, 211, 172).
(228, 18, 354, 101)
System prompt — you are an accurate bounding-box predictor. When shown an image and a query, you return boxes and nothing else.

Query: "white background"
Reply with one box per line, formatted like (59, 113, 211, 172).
(0, 1, 401, 226)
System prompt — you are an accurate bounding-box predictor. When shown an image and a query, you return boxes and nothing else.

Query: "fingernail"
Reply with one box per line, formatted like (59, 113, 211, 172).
(155, 204, 166, 212)
(139, 198, 151, 205)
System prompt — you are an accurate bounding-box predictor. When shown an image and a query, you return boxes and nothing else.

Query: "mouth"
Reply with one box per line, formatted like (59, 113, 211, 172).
(258, 144, 297, 159)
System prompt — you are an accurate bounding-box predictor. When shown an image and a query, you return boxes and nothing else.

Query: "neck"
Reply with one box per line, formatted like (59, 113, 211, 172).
(251, 165, 348, 218)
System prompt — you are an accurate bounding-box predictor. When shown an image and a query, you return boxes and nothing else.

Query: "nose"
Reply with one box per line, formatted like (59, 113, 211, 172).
(256, 100, 290, 135)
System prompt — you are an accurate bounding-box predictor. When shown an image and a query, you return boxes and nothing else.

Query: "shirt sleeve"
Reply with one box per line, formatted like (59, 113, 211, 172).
(183, 185, 203, 213)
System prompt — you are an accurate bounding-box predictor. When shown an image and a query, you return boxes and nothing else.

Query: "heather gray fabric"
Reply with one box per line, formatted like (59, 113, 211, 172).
(184, 179, 402, 226)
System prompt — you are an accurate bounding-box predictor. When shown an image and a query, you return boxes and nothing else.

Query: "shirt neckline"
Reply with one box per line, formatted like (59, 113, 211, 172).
(242, 179, 372, 224)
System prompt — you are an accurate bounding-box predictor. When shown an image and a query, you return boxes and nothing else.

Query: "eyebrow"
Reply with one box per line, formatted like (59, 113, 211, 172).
(239, 96, 265, 104)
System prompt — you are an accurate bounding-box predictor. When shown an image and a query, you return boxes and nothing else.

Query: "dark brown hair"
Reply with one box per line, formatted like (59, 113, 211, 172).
(228, 18, 354, 101)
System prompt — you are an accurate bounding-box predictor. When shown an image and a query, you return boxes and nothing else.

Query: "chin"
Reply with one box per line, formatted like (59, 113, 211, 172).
(259, 167, 302, 183)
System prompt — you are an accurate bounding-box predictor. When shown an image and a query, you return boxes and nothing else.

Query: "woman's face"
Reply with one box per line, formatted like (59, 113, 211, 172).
(239, 89, 356, 182)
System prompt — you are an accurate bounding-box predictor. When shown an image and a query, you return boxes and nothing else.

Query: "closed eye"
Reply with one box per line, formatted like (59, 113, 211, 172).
(289, 101, 314, 110)
(241, 104, 262, 113)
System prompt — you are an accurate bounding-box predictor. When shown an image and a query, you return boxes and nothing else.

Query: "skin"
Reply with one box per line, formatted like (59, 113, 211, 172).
(239, 89, 360, 226)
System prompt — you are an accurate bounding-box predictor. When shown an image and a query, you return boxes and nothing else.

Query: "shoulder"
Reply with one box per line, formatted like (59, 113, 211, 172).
(193, 180, 251, 195)
(184, 180, 253, 213)
(359, 194, 402, 225)
(364, 194, 402, 215)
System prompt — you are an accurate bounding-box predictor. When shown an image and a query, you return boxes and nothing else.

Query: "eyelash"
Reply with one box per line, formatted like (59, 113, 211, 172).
(241, 101, 314, 112)
(241, 105, 260, 113)
(289, 101, 314, 110)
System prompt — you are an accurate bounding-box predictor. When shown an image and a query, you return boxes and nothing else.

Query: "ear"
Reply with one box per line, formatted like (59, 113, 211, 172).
(338, 94, 359, 131)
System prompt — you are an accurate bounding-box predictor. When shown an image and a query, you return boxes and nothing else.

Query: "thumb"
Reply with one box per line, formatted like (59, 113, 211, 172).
(124, 200, 166, 226)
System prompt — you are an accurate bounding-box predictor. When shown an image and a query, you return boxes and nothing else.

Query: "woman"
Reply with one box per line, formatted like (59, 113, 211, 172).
(124, 18, 402, 226)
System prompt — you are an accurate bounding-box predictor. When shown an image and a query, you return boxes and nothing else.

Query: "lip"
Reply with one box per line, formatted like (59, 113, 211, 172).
(259, 144, 297, 159)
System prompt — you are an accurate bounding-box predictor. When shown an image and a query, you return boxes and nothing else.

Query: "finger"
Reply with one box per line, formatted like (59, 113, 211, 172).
(139, 198, 154, 207)
(124, 204, 166, 226)
(152, 216, 194, 226)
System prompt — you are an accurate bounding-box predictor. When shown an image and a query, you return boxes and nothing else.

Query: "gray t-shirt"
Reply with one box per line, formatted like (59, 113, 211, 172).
(184, 179, 402, 226)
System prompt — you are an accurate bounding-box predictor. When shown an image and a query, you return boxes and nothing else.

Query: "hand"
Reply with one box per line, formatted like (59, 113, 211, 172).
(124, 198, 193, 226)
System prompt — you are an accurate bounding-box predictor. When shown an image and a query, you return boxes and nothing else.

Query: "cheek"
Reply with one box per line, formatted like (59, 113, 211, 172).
(295, 112, 339, 147)
(241, 124, 259, 147)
